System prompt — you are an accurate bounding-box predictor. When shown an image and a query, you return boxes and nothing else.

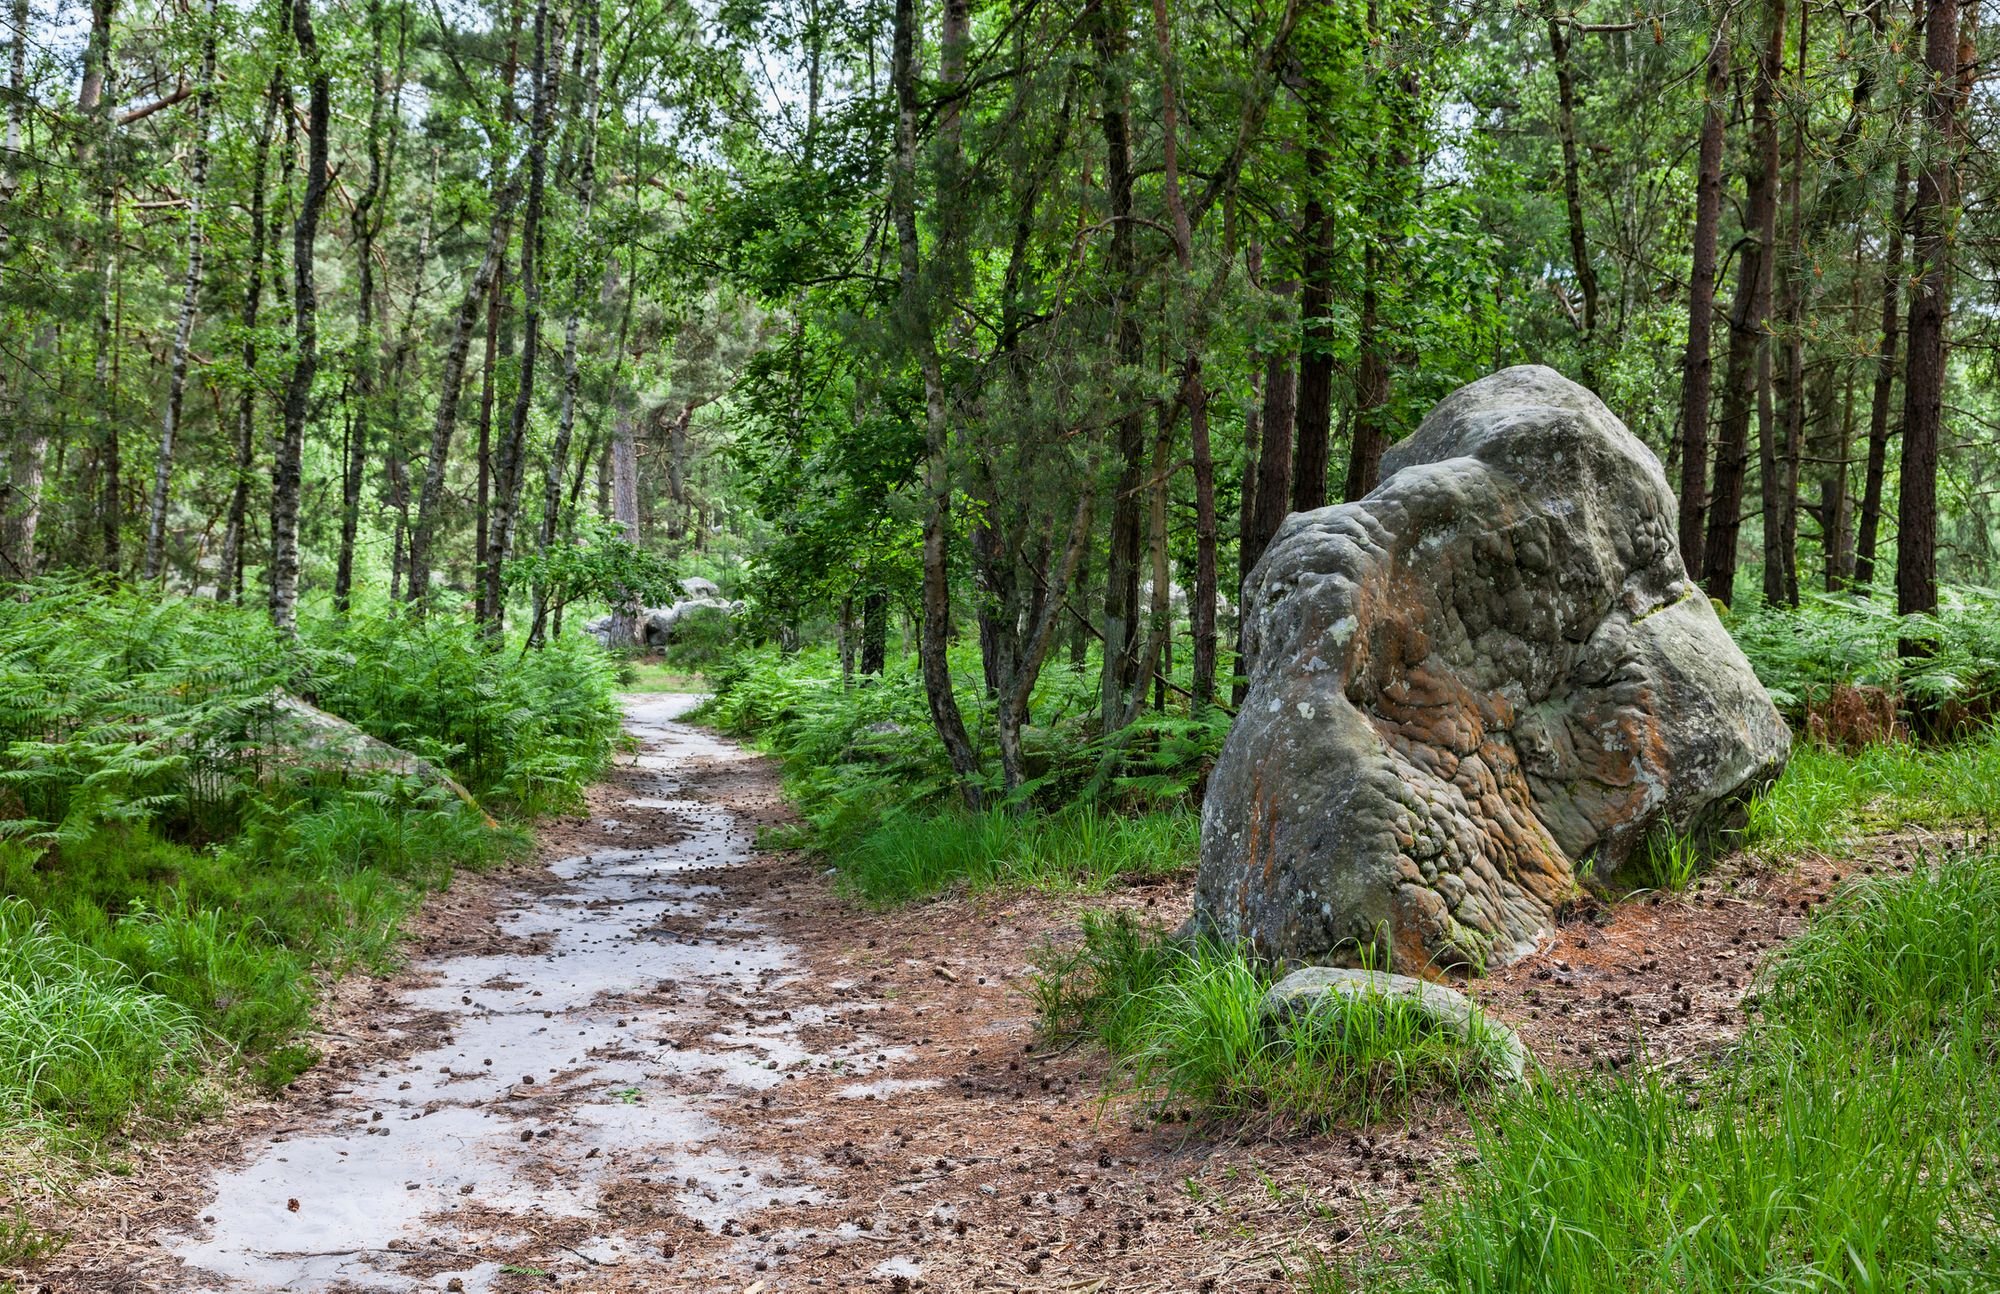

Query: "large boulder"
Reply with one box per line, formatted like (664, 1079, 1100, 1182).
(1194, 366, 1789, 972)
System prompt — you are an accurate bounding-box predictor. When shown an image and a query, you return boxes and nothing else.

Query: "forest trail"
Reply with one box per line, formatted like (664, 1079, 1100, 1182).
(57, 694, 1257, 1293)
(42, 694, 1835, 1294)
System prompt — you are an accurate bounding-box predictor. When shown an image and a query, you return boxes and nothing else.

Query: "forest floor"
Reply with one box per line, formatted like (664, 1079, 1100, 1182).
(17, 694, 1880, 1294)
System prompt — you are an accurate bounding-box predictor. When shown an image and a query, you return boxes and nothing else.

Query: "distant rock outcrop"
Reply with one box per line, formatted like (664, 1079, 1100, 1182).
(1194, 366, 1790, 972)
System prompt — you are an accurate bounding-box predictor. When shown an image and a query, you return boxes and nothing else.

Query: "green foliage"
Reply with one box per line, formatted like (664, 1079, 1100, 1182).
(834, 806, 1195, 905)
(0, 580, 618, 1150)
(1727, 587, 2000, 716)
(1746, 727, 2000, 855)
(1032, 915, 1513, 1128)
(502, 516, 684, 628)
(699, 643, 1217, 900)
(1359, 849, 2000, 1294)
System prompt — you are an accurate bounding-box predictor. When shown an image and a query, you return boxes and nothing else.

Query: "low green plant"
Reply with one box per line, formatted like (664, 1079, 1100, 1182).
(833, 805, 1196, 904)
(1034, 914, 1511, 1127)
(1746, 727, 2000, 855)
(1352, 847, 2000, 1294)
(0, 579, 617, 1151)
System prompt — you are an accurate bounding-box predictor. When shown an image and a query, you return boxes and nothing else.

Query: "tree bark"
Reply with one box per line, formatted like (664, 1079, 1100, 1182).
(1547, 9, 1600, 360)
(891, 0, 983, 806)
(141, 0, 218, 581)
(1676, 19, 1729, 578)
(1702, 0, 1782, 606)
(335, 0, 399, 612)
(1292, 163, 1333, 513)
(1765, 0, 1808, 607)
(270, 0, 329, 635)
(531, 0, 602, 646)
(1095, 0, 1147, 734)
(1854, 164, 1908, 591)
(1247, 279, 1297, 574)
(220, 72, 282, 604)
(407, 175, 519, 604)
(482, 0, 562, 638)
(1897, 0, 1960, 621)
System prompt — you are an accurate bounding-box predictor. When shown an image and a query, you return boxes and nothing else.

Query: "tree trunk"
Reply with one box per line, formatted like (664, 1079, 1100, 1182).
(220, 71, 282, 604)
(605, 404, 642, 647)
(1247, 280, 1297, 574)
(1765, 0, 1808, 607)
(891, 0, 982, 806)
(270, 0, 329, 635)
(407, 176, 518, 604)
(142, 0, 218, 581)
(1702, 0, 1782, 607)
(335, 0, 397, 612)
(1292, 167, 1334, 513)
(861, 590, 887, 676)
(84, 0, 119, 571)
(1547, 10, 1599, 362)
(482, 0, 562, 639)
(1095, 0, 1147, 735)
(1676, 19, 1729, 578)
(1344, 256, 1391, 500)
(2, 0, 45, 578)
(1854, 164, 1907, 591)
(531, 0, 602, 646)
(1897, 0, 1960, 621)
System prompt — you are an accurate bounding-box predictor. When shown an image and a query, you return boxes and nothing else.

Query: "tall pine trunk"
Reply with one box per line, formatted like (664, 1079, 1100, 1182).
(891, 0, 983, 806)
(1897, 0, 1960, 621)
(1854, 164, 1908, 591)
(1703, 0, 1782, 606)
(141, 0, 218, 580)
(270, 0, 329, 634)
(1676, 20, 1729, 577)
(482, 0, 562, 638)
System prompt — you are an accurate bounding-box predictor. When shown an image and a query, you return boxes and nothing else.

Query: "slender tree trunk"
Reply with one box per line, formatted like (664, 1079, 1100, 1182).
(1292, 164, 1333, 513)
(481, 0, 562, 639)
(1677, 19, 1729, 577)
(1703, 0, 1783, 606)
(1897, 0, 1960, 622)
(1854, 164, 1908, 591)
(861, 590, 887, 676)
(532, 4, 603, 646)
(1344, 258, 1392, 500)
(84, 0, 119, 571)
(407, 176, 519, 604)
(1095, 0, 1147, 734)
(1547, 9, 1599, 365)
(1765, 0, 1808, 607)
(142, 0, 218, 581)
(1248, 279, 1297, 573)
(891, 0, 982, 806)
(220, 72, 282, 604)
(1, 0, 46, 577)
(605, 404, 642, 647)
(270, 0, 329, 634)
(335, 0, 396, 612)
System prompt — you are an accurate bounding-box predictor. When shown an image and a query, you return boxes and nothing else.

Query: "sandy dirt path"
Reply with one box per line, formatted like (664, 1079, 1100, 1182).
(21, 692, 1854, 1294)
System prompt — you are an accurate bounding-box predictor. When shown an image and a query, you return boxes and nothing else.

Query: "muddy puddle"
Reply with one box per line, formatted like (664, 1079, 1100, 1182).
(171, 696, 885, 1292)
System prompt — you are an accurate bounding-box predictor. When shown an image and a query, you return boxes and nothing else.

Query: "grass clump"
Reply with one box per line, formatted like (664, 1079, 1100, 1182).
(831, 806, 1195, 905)
(1358, 847, 2000, 1294)
(1746, 726, 2000, 855)
(1034, 914, 1513, 1128)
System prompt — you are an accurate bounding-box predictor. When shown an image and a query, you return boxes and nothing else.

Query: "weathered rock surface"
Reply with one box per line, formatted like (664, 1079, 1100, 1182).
(585, 596, 742, 649)
(1259, 966, 1531, 1083)
(257, 690, 489, 819)
(1195, 366, 1790, 972)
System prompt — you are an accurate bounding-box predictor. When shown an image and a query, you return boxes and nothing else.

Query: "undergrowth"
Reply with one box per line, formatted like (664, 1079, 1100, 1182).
(1032, 914, 1514, 1128)
(1309, 846, 2000, 1293)
(704, 644, 1218, 901)
(0, 578, 620, 1154)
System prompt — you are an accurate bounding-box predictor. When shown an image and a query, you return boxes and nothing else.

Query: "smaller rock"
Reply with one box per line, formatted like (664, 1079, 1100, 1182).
(1258, 967, 1531, 1083)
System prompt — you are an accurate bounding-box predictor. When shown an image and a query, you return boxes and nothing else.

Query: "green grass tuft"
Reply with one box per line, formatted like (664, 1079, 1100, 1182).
(1034, 914, 1512, 1128)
